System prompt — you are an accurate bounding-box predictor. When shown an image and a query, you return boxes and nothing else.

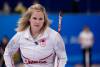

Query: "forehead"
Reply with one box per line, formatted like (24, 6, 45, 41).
(31, 10, 44, 17)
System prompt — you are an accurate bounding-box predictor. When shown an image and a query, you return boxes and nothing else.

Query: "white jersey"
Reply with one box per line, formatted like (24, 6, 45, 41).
(4, 27, 67, 67)
(79, 31, 94, 48)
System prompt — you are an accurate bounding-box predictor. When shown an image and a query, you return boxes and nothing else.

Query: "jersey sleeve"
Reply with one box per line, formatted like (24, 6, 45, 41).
(54, 33, 67, 67)
(3, 32, 21, 67)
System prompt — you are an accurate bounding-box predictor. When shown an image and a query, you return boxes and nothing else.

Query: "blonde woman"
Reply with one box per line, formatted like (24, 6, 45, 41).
(4, 3, 67, 67)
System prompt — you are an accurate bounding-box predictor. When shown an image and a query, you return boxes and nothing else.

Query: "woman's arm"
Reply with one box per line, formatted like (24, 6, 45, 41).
(54, 33, 67, 67)
(3, 32, 21, 67)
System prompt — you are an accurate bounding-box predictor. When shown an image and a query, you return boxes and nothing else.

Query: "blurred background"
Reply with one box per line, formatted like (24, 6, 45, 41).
(0, 0, 100, 67)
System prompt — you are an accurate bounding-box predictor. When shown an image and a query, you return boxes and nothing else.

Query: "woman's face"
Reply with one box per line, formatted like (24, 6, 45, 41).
(29, 10, 45, 33)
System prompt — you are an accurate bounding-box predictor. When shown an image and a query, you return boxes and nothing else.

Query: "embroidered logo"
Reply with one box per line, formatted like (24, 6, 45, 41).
(39, 38, 46, 47)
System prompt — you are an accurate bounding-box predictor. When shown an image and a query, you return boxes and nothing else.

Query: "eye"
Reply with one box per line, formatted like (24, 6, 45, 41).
(33, 17, 37, 20)
(39, 18, 43, 20)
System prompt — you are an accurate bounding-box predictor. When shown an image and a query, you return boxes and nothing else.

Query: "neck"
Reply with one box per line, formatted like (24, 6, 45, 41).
(30, 28, 40, 39)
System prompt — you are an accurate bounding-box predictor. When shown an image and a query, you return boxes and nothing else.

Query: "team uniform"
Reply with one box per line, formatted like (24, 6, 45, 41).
(79, 31, 94, 49)
(4, 27, 67, 67)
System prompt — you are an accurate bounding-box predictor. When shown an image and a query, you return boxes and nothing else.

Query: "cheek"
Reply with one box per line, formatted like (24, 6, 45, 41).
(40, 21, 45, 26)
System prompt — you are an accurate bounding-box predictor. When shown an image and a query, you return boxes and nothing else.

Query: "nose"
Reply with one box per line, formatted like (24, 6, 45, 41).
(35, 20, 40, 24)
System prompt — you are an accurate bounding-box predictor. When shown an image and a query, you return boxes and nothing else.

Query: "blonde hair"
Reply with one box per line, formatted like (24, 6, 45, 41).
(15, 3, 50, 32)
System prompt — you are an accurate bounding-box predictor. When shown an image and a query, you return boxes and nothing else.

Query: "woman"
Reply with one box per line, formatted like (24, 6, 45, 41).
(4, 3, 67, 67)
(79, 25, 94, 67)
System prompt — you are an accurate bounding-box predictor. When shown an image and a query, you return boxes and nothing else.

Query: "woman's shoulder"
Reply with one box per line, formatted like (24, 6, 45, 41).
(47, 27, 58, 34)
(12, 31, 25, 39)
(16, 28, 28, 35)
(16, 31, 24, 36)
(46, 27, 60, 38)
